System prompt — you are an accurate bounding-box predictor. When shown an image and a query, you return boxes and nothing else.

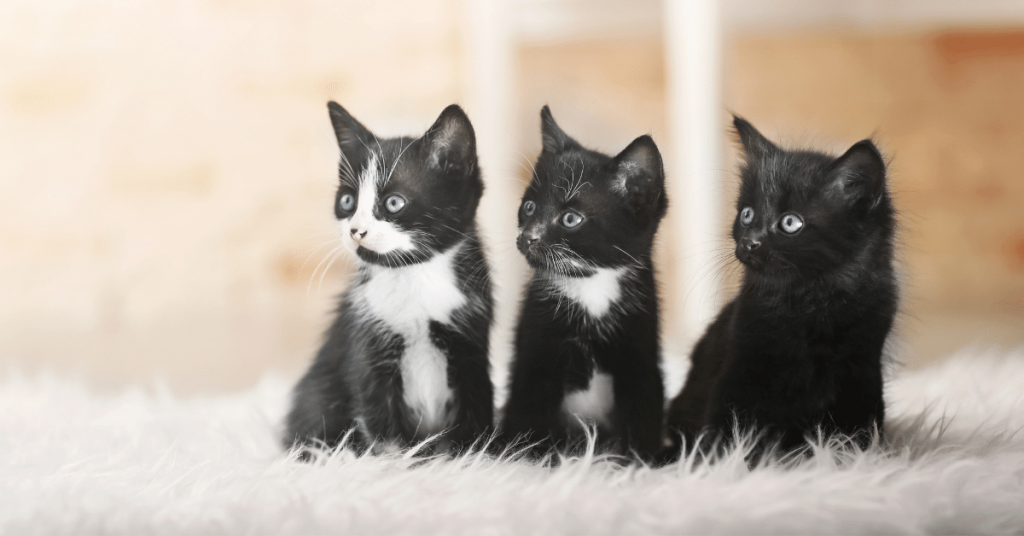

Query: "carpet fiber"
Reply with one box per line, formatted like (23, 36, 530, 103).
(3, 348, 1023, 534)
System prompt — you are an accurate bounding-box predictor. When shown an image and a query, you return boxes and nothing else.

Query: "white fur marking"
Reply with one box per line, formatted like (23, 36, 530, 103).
(550, 267, 627, 318)
(351, 243, 467, 436)
(562, 370, 614, 427)
(340, 156, 415, 254)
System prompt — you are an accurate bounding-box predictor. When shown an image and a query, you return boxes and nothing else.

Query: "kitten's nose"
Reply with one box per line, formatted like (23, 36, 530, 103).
(517, 231, 540, 252)
(740, 237, 760, 251)
(351, 228, 368, 239)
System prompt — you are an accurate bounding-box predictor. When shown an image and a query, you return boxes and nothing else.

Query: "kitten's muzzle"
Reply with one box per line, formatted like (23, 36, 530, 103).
(736, 237, 765, 268)
(740, 237, 760, 252)
(517, 231, 547, 269)
(350, 228, 368, 239)
(517, 231, 540, 253)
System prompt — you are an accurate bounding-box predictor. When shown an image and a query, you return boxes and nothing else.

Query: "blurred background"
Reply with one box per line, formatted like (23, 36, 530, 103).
(1, 0, 1022, 394)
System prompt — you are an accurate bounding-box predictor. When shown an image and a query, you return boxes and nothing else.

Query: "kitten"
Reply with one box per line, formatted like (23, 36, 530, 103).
(283, 102, 494, 454)
(664, 116, 897, 460)
(501, 106, 667, 460)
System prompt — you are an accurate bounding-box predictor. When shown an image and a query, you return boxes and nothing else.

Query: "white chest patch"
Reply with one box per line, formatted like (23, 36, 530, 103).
(562, 370, 615, 428)
(549, 267, 628, 318)
(352, 242, 467, 436)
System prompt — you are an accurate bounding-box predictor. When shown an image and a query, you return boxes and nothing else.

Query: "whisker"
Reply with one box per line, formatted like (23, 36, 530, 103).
(316, 243, 358, 291)
(309, 244, 348, 291)
(385, 139, 413, 186)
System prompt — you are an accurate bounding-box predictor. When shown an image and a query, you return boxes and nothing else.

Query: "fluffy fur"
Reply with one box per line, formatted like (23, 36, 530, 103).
(284, 103, 494, 453)
(501, 107, 668, 460)
(3, 348, 1023, 534)
(666, 116, 897, 459)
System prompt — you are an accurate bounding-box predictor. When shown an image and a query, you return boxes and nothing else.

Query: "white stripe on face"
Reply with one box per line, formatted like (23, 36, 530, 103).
(348, 157, 378, 235)
(339, 153, 416, 256)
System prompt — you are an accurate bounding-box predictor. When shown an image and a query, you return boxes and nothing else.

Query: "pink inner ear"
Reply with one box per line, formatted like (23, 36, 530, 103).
(426, 106, 475, 171)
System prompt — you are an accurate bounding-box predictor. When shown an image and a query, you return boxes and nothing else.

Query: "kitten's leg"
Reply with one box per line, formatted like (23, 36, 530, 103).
(704, 377, 809, 463)
(613, 357, 664, 461)
(501, 357, 568, 457)
(663, 301, 735, 461)
(429, 320, 494, 453)
(664, 344, 717, 452)
(357, 361, 418, 451)
(356, 331, 419, 450)
(829, 355, 886, 449)
(283, 355, 359, 455)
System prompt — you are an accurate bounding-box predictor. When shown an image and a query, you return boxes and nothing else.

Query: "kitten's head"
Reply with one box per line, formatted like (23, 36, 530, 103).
(731, 116, 894, 282)
(329, 102, 483, 267)
(517, 106, 667, 277)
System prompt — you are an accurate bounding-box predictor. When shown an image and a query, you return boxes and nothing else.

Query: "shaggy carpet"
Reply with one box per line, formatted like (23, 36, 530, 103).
(2, 348, 1023, 535)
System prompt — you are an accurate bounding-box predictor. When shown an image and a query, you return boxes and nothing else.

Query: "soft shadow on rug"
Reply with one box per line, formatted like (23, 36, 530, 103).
(2, 347, 1023, 534)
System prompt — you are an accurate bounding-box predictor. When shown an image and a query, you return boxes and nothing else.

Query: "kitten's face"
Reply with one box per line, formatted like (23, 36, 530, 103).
(328, 103, 483, 267)
(517, 107, 667, 277)
(730, 116, 892, 281)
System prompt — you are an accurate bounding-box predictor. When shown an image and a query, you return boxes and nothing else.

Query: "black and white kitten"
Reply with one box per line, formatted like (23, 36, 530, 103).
(501, 107, 667, 459)
(284, 102, 494, 454)
(665, 116, 897, 459)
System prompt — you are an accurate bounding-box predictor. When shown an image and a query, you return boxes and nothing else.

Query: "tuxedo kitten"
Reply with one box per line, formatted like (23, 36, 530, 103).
(284, 103, 494, 454)
(501, 107, 667, 459)
(665, 116, 897, 459)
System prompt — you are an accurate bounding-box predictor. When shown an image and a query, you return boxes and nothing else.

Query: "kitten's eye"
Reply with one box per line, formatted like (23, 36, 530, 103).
(523, 200, 536, 216)
(384, 194, 406, 214)
(339, 193, 356, 213)
(561, 211, 583, 228)
(740, 206, 755, 226)
(779, 213, 804, 234)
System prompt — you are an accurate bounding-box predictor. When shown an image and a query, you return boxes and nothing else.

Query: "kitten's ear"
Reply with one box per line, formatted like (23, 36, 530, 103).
(613, 135, 667, 217)
(425, 104, 477, 172)
(328, 101, 374, 170)
(540, 105, 580, 154)
(733, 115, 779, 161)
(827, 139, 887, 207)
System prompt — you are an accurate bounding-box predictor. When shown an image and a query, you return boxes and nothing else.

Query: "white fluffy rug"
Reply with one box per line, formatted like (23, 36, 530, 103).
(3, 348, 1024, 535)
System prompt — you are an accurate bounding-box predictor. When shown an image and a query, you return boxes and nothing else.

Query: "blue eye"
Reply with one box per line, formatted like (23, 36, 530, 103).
(523, 200, 536, 216)
(780, 213, 804, 234)
(384, 194, 406, 214)
(740, 206, 754, 226)
(339, 193, 356, 212)
(561, 211, 583, 228)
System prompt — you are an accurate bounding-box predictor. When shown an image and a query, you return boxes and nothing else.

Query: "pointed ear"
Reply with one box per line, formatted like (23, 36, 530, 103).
(733, 115, 779, 161)
(613, 135, 666, 217)
(827, 139, 887, 207)
(328, 101, 374, 170)
(540, 105, 580, 154)
(424, 104, 477, 172)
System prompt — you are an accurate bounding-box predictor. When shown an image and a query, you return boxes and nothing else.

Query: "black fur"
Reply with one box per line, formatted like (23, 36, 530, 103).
(664, 116, 898, 460)
(283, 103, 494, 454)
(501, 106, 668, 460)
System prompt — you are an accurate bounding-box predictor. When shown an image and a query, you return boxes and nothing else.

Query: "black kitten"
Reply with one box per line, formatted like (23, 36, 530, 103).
(283, 103, 494, 455)
(665, 116, 897, 460)
(501, 106, 668, 460)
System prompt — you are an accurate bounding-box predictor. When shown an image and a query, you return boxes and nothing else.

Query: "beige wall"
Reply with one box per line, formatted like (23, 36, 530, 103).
(0, 0, 464, 391)
(2, 1, 1022, 392)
